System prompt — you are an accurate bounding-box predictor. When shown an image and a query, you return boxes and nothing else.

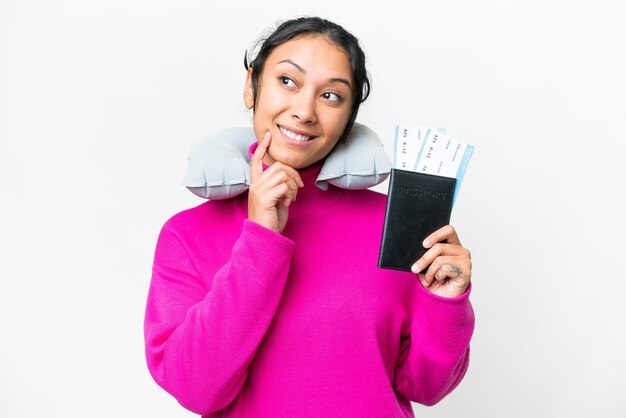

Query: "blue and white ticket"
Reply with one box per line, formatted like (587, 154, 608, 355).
(393, 124, 474, 206)
(393, 126, 447, 171)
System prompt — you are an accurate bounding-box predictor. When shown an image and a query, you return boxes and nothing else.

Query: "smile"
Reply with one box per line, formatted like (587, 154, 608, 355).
(279, 126, 314, 142)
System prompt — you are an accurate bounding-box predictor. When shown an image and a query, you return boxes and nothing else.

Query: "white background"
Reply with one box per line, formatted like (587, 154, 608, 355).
(1, 0, 625, 417)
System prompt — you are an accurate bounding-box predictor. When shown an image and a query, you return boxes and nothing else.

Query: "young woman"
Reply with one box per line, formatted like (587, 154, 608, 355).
(144, 17, 474, 417)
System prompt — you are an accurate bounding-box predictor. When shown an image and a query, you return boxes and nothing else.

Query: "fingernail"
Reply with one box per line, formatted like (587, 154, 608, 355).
(422, 239, 431, 248)
(411, 263, 420, 273)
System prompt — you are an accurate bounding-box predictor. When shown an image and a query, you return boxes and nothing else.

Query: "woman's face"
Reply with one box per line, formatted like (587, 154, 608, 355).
(244, 35, 354, 169)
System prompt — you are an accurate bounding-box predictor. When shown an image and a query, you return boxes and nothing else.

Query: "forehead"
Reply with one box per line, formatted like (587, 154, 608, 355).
(265, 35, 353, 80)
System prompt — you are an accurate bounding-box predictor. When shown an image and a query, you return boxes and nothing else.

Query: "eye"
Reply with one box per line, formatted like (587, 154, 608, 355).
(279, 76, 296, 88)
(322, 91, 344, 103)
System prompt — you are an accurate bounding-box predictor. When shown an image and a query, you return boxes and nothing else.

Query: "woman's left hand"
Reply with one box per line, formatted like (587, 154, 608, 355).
(410, 225, 472, 298)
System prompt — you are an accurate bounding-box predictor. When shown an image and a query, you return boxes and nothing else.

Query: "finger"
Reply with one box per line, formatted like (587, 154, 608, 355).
(258, 161, 304, 189)
(250, 131, 271, 182)
(254, 170, 300, 207)
(425, 259, 464, 283)
(275, 182, 295, 207)
(422, 224, 461, 249)
(411, 242, 467, 273)
(423, 256, 466, 287)
(260, 168, 301, 197)
(278, 176, 300, 206)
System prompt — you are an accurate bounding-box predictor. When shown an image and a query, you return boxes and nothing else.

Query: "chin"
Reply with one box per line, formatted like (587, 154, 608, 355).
(279, 157, 308, 169)
(268, 149, 313, 170)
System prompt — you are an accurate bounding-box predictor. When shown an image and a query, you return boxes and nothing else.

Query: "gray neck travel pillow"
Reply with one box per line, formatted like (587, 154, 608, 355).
(183, 123, 391, 200)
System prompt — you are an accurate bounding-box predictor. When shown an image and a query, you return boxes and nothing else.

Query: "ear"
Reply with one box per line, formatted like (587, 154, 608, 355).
(243, 68, 254, 109)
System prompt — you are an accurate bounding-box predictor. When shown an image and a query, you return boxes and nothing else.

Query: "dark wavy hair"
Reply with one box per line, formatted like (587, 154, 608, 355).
(244, 17, 371, 142)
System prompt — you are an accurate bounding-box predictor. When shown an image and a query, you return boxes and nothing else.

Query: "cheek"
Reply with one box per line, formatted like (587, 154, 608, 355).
(257, 81, 287, 109)
(322, 111, 351, 140)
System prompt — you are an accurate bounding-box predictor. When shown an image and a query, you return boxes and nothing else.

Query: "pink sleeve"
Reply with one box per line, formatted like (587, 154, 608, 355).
(143, 219, 295, 415)
(393, 282, 475, 406)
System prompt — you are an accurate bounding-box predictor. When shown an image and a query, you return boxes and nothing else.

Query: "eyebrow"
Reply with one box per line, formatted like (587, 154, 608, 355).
(277, 59, 352, 89)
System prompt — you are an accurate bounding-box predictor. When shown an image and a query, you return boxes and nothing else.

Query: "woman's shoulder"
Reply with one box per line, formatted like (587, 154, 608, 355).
(160, 196, 247, 237)
(342, 188, 388, 208)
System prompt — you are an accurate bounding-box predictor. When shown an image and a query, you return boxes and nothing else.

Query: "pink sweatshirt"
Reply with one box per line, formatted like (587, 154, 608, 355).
(144, 143, 475, 417)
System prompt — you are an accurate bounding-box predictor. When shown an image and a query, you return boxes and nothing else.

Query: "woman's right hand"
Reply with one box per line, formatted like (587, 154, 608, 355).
(247, 131, 304, 234)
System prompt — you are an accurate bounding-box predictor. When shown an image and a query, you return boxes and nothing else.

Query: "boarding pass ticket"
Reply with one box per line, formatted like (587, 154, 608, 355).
(393, 125, 474, 206)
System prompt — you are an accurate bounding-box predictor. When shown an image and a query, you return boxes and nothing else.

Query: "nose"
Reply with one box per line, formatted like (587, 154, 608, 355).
(290, 90, 317, 124)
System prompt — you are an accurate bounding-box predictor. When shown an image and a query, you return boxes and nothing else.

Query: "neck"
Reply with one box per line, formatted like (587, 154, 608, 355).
(247, 142, 342, 217)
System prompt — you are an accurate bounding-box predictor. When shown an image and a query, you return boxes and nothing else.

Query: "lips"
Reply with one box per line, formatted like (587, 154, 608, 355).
(278, 125, 315, 142)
